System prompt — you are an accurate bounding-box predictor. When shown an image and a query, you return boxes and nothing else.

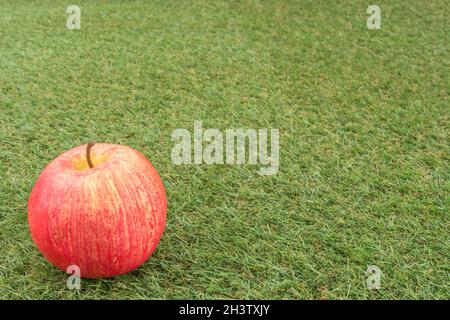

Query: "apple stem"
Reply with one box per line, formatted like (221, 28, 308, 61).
(86, 141, 96, 168)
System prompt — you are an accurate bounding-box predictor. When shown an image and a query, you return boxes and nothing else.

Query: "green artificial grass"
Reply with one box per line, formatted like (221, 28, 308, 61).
(0, 0, 448, 299)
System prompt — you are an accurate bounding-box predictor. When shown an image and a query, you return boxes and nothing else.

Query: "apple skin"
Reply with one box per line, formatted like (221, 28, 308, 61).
(28, 143, 167, 278)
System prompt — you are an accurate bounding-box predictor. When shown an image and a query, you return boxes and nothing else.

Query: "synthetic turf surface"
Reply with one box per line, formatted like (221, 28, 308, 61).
(0, 0, 448, 299)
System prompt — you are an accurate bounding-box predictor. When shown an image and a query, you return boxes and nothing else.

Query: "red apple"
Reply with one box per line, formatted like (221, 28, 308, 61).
(28, 142, 167, 278)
